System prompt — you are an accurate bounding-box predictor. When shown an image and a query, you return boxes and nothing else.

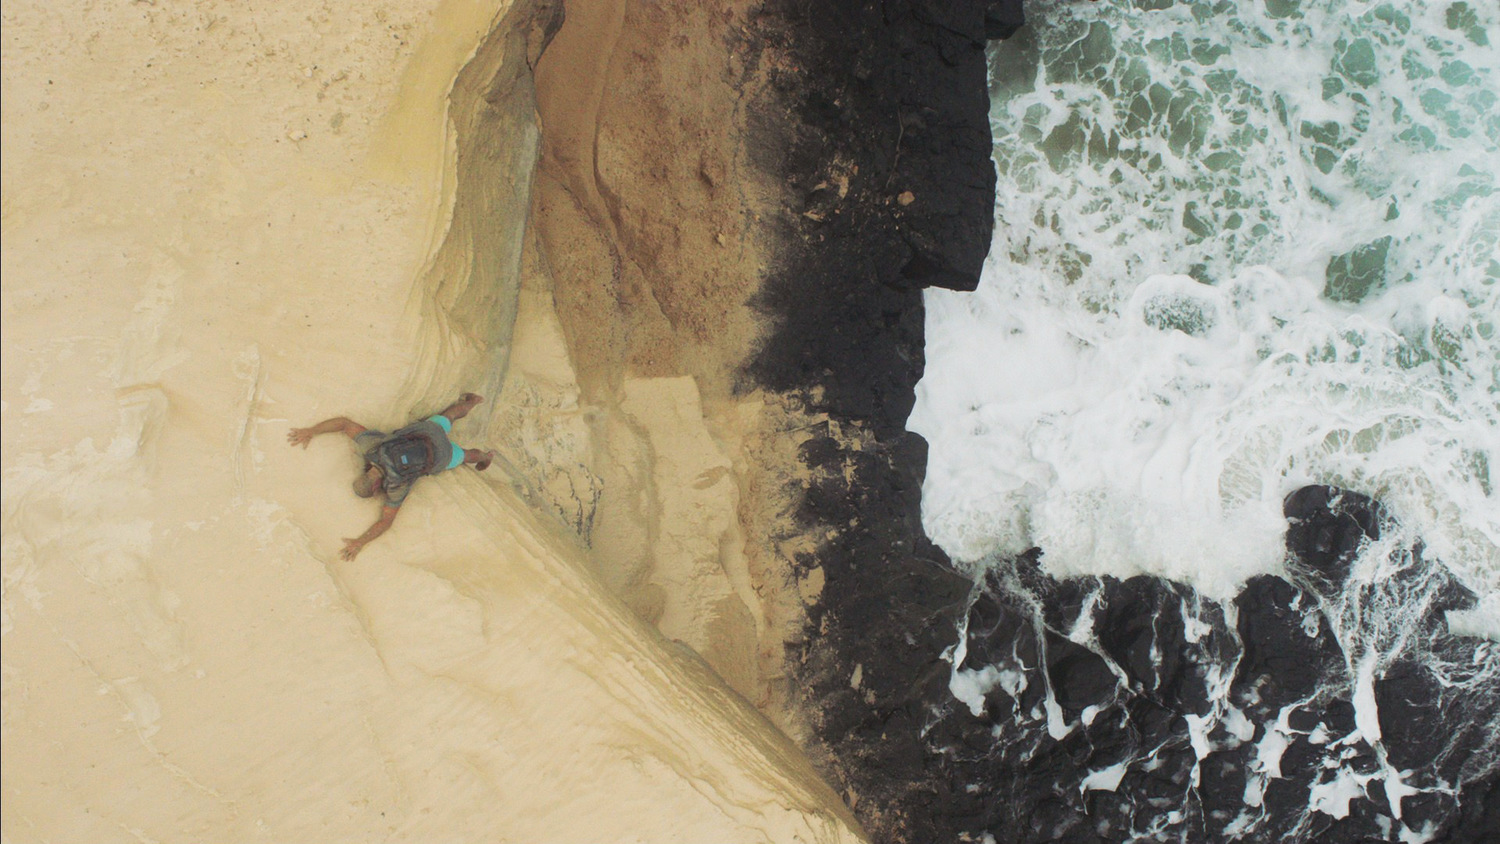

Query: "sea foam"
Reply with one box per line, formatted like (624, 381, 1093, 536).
(910, 0, 1499, 604)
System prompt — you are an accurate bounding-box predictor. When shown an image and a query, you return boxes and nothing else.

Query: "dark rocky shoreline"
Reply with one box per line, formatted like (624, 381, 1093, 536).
(738, 2, 1500, 842)
(923, 487, 1497, 843)
(739, 1, 1027, 839)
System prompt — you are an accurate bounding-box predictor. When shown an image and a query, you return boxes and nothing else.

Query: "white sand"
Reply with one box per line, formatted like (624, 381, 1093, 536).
(0, 1, 862, 840)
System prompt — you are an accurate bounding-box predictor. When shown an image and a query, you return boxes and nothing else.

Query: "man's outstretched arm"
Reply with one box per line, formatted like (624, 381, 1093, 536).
(342, 504, 398, 560)
(287, 417, 367, 448)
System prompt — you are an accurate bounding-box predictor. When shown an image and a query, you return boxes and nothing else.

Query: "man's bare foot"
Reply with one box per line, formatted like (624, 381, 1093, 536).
(474, 449, 496, 471)
(440, 393, 486, 424)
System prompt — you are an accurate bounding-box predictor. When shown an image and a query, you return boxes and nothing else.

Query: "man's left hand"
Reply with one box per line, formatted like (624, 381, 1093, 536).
(340, 538, 365, 561)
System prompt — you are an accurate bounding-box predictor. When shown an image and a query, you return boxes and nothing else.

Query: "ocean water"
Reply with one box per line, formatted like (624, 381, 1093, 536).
(908, 1, 1499, 840)
(911, 0, 1498, 606)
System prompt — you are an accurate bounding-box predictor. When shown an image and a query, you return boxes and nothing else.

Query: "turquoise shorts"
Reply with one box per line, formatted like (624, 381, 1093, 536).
(426, 415, 466, 470)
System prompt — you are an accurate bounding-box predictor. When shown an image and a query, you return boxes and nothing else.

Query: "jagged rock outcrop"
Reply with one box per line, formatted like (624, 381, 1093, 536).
(918, 487, 1496, 843)
(735, 2, 1025, 839)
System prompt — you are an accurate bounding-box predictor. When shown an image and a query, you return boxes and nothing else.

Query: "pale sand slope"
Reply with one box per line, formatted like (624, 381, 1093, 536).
(0, 1, 862, 841)
(500, 0, 835, 732)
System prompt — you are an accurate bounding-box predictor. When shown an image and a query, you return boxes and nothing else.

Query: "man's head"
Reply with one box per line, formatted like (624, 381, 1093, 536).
(353, 465, 383, 498)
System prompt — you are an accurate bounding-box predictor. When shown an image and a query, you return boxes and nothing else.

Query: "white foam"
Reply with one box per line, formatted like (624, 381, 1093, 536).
(1080, 761, 1129, 794)
(1255, 714, 1292, 782)
(950, 665, 1004, 717)
(1446, 594, 1500, 642)
(920, 8, 1500, 835)
(1398, 820, 1438, 844)
(910, 0, 1500, 603)
(1352, 653, 1383, 746)
(1043, 691, 1073, 741)
(1308, 768, 1368, 820)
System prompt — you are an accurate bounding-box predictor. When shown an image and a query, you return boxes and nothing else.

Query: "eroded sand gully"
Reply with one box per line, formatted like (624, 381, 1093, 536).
(1, 0, 859, 840)
(498, 0, 836, 726)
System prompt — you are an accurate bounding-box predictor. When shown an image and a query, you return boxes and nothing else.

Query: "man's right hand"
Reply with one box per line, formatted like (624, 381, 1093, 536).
(287, 417, 366, 447)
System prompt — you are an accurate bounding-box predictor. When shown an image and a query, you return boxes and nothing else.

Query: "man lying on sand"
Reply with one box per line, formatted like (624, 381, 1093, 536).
(287, 393, 498, 560)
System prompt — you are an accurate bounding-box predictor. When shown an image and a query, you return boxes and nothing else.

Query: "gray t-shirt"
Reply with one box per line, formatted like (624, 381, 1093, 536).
(354, 416, 458, 507)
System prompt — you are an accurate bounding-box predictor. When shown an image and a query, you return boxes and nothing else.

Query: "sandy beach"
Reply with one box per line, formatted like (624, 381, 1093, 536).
(1, 0, 862, 840)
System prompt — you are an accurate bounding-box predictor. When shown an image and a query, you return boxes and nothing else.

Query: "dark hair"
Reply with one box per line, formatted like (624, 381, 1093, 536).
(353, 466, 382, 498)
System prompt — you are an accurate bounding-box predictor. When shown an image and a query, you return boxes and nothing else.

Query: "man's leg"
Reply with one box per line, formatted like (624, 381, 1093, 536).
(439, 392, 483, 424)
(462, 448, 497, 471)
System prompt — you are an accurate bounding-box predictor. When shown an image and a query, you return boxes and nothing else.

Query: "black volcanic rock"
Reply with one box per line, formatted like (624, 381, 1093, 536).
(1283, 484, 1383, 593)
(907, 509, 1499, 843)
(985, 0, 1025, 39)
(1096, 576, 1186, 694)
(739, 1, 1023, 840)
(743, 0, 1022, 430)
(786, 424, 1500, 841)
(1449, 774, 1500, 844)
(1234, 573, 1342, 710)
(1044, 631, 1115, 713)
